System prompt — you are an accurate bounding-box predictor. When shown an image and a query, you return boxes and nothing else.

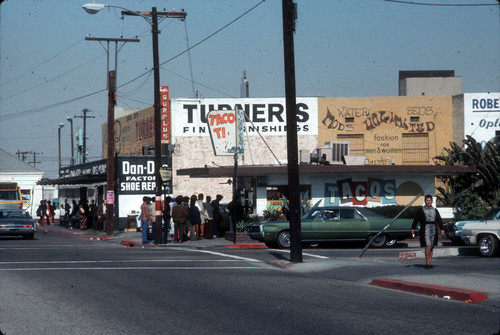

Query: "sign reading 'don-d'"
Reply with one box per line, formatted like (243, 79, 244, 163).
(118, 156, 172, 194)
(207, 109, 244, 156)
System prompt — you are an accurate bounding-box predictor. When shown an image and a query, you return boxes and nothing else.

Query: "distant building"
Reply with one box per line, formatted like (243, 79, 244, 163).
(0, 148, 48, 217)
(398, 70, 462, 96)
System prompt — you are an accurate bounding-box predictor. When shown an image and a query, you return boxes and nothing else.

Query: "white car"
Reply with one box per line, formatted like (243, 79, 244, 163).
(461, 208, 500, 257)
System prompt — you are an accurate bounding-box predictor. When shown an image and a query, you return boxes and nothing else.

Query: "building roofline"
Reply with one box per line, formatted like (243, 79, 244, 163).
(177, 164, 476, 178)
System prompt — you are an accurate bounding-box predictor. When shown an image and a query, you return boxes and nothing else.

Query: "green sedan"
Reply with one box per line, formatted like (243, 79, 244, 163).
(246, 206, 413, 249)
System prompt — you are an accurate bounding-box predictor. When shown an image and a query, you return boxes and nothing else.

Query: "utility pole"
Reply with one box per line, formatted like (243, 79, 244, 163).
(106, 71, 116, 236)
(74, 109, 95, 163)
(85, 36, 140, 88)
(122, 7, 187, 244)
(282, 0, 302, 263)
(29, 152, 43, 168)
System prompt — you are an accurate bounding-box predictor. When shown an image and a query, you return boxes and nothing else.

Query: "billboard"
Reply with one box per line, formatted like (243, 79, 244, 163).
(464, 92, 500, 146)
(171, 97, 318, 137)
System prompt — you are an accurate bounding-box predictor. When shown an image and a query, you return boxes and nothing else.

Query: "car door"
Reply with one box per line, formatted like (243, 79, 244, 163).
(310, 208, 340, 240)
(338, 208, 369, 239)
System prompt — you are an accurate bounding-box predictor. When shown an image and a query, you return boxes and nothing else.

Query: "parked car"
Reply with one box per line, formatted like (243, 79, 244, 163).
(460, 208, 500, 257)
(246, 206, 413, 249)
(444, 220, 470, 244)
(0, 209, 36, 239)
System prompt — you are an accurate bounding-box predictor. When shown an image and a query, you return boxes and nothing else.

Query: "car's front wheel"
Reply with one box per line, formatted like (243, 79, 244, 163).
(368, 234, 387, 248)
(276, 231, 291, 249)
(478, 235, 499, 257)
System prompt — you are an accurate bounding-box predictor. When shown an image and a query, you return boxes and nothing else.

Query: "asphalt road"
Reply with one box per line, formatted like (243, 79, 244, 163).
(0, 231, 498, 335)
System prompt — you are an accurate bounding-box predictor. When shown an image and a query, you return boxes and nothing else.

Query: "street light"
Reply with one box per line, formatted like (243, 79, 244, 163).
(82, 3, 186, 243)
(66, 116, 74, 165)
(58, 123, 65, 173)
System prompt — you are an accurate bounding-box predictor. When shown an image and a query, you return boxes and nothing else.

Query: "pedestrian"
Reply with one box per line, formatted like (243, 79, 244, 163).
(163, 195, 172, 244)
(61, 199, 71, 225)
(204, 196, 214, 239)
(47, 200, 55, 226)
(97, 199, 107, 231)
(211, 194, 223, 237)
(140, 196, 153, 244)
(148, 197, 156, 243)
(189, 195, 202, 240)
(36, 200, 47, 226)
(89, 199, 97, 230)
(196, 193, 207, 237)
(77, 200, 88, 229)
(411, 194, 445, 269)
(227, 195, 243, 232)
(182, 196, 197, 241)
(172, 195, 187, 243)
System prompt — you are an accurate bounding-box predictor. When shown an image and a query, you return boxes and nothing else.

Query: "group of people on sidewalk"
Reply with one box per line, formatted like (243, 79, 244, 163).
(140, 193, 225, 244)
(52, 198, 107, 231)
(36, 199, 56, 226)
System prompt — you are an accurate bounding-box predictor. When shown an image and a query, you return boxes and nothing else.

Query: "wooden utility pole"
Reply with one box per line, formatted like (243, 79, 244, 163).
(282, 0, 302, 263)
(106, 71, 116, 236)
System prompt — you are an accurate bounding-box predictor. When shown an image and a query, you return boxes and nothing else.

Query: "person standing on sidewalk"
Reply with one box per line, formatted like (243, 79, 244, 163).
(172, 195, 187, 243)
(411, 194, 445, 269)
(140, 196, 153, 244)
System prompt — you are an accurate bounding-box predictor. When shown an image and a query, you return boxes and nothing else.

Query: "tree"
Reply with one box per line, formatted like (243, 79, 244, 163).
(435, 135, 500, 220)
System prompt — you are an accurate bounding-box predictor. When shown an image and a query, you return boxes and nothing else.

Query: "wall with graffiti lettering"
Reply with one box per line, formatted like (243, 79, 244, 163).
(311, 175, 433, 208)
(318, 96, 453, 165)
(102, 106, 155, 158)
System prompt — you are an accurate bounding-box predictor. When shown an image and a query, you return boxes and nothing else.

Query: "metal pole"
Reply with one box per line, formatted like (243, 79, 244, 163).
(106, 71, 116, 236)
(232, 151, 238, 244)
(358, 193, 422, 258)
(82, 108, 87, 163)
(67, 117, 74, 165)
(282, 0, 302, 263)
(58, 125, 62, 172)
(152, 8, 163, 244)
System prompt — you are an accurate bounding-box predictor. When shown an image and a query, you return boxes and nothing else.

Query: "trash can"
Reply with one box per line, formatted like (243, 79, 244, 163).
(127, 210, 139, 230)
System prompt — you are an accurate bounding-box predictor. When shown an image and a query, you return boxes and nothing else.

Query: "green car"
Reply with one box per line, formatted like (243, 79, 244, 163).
(246, 206, 413, 249)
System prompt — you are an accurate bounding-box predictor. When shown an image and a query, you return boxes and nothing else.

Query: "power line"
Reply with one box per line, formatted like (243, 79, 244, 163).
(383, 0, 499, 6)
(0, 1, 267, 120)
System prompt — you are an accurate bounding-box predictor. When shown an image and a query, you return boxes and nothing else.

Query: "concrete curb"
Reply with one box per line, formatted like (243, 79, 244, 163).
(370, 278, 488, 303)
(222, 244, 268, 249)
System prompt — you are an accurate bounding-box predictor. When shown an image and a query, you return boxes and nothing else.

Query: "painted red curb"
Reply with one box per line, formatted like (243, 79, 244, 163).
(222, 244, 268, 249)
(370, 278, 488, 303)
(120, 240, 141, 247)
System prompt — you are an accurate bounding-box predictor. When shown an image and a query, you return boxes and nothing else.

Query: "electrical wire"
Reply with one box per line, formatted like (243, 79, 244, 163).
(383, 0, 499, 6)
(0, 39, 83, 89)
(0, 0, 266, 120)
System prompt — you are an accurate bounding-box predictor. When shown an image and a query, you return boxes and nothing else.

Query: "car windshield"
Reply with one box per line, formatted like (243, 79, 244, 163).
(0, 210, 29, 219)
(485, 208, 500, 220)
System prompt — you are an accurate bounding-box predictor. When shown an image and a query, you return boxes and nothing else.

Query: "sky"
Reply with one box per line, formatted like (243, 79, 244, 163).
(0, 0, 499, 178)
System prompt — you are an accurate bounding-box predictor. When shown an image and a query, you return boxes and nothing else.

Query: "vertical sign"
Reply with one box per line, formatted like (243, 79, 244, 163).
(160, 86, 170, 144)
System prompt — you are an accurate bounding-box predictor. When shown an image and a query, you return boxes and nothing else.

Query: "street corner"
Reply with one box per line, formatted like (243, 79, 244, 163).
(369, 278, 488, 303)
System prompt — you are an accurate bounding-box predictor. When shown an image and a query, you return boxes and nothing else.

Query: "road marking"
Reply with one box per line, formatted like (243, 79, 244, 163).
(0, 259, 253, 265)
(178, 248, 263, 262)
(269, 249, 330, 259)
(0, 266, 267, 271)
